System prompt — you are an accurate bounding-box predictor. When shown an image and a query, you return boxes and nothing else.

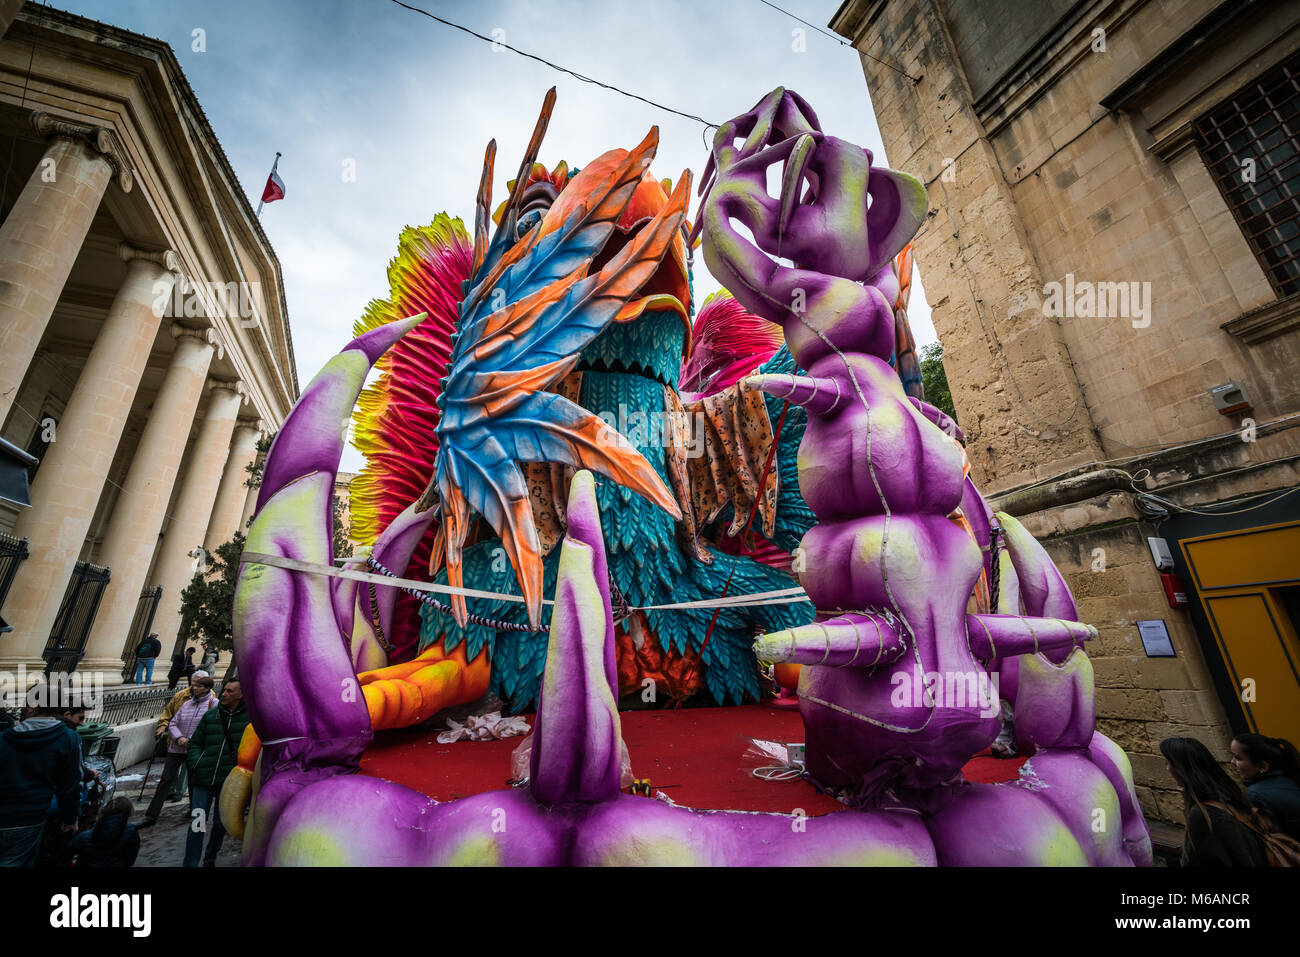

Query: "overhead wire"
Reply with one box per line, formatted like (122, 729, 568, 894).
(754, 0, 919, 82)
(386, 0, 720, 128)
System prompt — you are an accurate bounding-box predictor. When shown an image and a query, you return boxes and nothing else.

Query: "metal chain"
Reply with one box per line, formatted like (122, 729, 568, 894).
(988, 521, 1002, 612)
(364, 556, 548, 633)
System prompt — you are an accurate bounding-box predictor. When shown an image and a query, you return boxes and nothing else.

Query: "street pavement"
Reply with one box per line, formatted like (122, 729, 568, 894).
(118, 758, 242, 867)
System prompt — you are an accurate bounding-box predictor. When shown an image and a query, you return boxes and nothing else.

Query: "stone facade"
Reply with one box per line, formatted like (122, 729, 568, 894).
(0, 6, 295, 684)
(335, 470, 360, 557)
(832, 0, 1300, 823)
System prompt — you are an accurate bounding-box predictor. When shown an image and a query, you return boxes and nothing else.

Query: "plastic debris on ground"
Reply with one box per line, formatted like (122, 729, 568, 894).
(435, 712, 531, 744)
(742, 738, 806, 781)
(507, 733, 635, 789)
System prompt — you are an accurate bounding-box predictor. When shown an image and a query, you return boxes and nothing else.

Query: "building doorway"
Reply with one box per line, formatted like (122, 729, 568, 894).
(1180, 520, 1300, 744)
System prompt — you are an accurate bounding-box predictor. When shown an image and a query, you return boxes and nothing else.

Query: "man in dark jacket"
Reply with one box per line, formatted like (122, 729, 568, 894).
(166, 647, 192, 690)
(184, 679, 250, 866)
(131, 633, 162, 685)
(0, 705, 82, 866)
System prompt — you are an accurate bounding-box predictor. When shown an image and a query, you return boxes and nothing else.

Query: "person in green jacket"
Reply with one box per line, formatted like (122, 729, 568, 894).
(183, 679, 250, 867)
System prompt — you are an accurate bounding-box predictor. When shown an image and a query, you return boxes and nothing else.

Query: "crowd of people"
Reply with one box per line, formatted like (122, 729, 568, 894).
(0, 671, 249, 868)
(124, 637, 220, 689)
(1161, 732, 1300, 866)
(4, 668, 1297, 868)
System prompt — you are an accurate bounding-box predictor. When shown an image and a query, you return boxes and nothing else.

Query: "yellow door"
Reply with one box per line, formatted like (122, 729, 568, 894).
(1180, 520, 1300, 745)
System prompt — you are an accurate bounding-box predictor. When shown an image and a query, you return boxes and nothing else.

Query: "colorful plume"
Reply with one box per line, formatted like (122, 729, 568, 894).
(679, 289, 784, 398)
(349, 214, 472, 656)
(430, 118, 692, 630)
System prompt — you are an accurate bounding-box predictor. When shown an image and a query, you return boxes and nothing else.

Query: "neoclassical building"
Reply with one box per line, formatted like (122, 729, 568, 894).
(0, 4, 297, 683)
(831, 0, 1300, 823)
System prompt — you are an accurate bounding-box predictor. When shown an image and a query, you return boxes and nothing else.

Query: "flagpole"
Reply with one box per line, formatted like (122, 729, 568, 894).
(256, 151, 282, 218)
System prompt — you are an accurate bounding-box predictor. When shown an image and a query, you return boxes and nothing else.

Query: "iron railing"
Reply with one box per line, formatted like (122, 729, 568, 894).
(119, 585, 164, 682)
(0, 530, 29, 617)
(3, 683, 213, 729)
(91, 685, 179, 727)
(42, 561, 110, 673)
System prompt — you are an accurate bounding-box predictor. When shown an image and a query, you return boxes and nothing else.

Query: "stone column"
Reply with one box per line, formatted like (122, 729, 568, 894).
(79, 324, 222, 677)
(150, 380, 247, 653)
(0, 245, 177, 672)
(0, 112, 132, 425)
(205, 419, 263, 552)
(238, 482, 260, 534)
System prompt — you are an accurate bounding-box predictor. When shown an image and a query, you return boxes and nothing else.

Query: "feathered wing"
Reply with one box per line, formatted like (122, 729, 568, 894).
(348, 215, 472, 660)
(350, 215, 472, 549)
(432, 116, 692, 628)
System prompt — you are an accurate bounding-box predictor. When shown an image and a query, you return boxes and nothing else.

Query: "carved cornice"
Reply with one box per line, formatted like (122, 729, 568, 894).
(30, 110, 133, 192)
(207, 378, 248, 405)
(169, 322, 223, 360)
(118, 242, 180, 274)
(1221, 293, 1300, 345)
(828, 0, 888, 45)
(973, 0, 1138, 139)
(233, 417, 266, 440)
(1149, 120, 1200, 162)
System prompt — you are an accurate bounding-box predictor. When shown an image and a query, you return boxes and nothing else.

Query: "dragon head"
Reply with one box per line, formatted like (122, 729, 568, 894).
(425, 90, 693, 630)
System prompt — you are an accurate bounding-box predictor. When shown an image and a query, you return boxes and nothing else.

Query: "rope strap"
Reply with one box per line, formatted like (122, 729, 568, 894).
(239, 551, 811, 629)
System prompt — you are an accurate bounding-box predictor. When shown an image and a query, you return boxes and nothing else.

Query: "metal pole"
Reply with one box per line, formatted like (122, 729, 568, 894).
(256, 151, 282, 219)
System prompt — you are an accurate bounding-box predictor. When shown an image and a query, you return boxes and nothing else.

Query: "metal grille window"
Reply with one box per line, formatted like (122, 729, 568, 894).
(0, 531, 29, 614)
(1197, 52, 1300, 298)
(43, 561, 111, 674)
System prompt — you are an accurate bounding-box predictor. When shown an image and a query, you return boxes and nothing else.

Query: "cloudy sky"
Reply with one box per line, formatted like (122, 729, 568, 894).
(53, 0, 935, 470)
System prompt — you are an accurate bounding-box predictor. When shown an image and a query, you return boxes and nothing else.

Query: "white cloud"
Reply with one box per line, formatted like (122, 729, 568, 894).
(60, 0, 936, 476)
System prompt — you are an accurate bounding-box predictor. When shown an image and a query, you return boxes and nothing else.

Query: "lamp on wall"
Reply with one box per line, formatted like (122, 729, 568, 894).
(0, 436, 37, 508)
(1209, 381, 1252, 416)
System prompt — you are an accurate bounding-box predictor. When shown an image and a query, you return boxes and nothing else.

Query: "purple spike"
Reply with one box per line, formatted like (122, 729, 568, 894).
(529, 471, 622, 805)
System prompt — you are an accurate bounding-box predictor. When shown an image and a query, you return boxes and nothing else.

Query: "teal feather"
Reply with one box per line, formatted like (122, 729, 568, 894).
(419, 313, 815, 711)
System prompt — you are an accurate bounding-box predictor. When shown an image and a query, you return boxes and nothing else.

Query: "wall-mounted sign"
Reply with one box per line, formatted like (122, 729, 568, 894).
(1137, 619, 1176, 658)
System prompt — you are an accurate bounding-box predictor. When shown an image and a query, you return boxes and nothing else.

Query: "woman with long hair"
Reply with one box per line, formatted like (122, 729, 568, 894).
(1159, 737, 1268, 867)
(1231, 733, 1300, 840)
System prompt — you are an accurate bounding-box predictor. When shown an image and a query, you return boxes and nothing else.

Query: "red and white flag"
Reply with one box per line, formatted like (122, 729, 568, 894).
(261, 168, 285, 204)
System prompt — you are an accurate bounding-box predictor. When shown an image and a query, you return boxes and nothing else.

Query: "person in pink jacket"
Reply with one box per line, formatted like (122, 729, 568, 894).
(141, 674, 217, 827)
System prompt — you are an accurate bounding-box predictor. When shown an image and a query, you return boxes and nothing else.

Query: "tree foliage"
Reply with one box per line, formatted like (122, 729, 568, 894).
(919, 342, 957, 423)
(333, 493, 352, 559)
(177, 532, 244, 653)
(244, 431, 276, 491)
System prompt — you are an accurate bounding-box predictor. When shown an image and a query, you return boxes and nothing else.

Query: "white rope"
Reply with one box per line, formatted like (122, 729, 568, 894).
(240, 551, 810, 612)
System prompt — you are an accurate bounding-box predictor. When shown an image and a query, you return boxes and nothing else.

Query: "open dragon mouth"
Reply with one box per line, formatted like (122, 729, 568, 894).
(574, 309, 686, 391)
(574, 352, 673, 388)
(592, 217, 692, 338)
(505, 158, 694, 354)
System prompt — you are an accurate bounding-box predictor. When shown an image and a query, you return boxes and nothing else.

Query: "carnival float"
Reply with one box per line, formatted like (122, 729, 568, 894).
(219, 88, 1154, 866)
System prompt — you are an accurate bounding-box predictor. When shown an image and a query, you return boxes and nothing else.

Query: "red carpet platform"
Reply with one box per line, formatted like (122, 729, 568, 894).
(359, 703, 1027, 815)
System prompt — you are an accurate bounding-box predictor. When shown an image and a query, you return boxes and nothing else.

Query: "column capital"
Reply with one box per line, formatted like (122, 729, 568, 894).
(30, 111, 133, 193)
(207, 378, 248, 405)
(118, 242, 180, 274)
(235, 416, 266, 437)
(169, 322, 224, 360)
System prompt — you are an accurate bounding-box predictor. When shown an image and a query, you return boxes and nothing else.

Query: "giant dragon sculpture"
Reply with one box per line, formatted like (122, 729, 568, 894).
(340, 90, 817, 716)
(223, 89, 1153, 866)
